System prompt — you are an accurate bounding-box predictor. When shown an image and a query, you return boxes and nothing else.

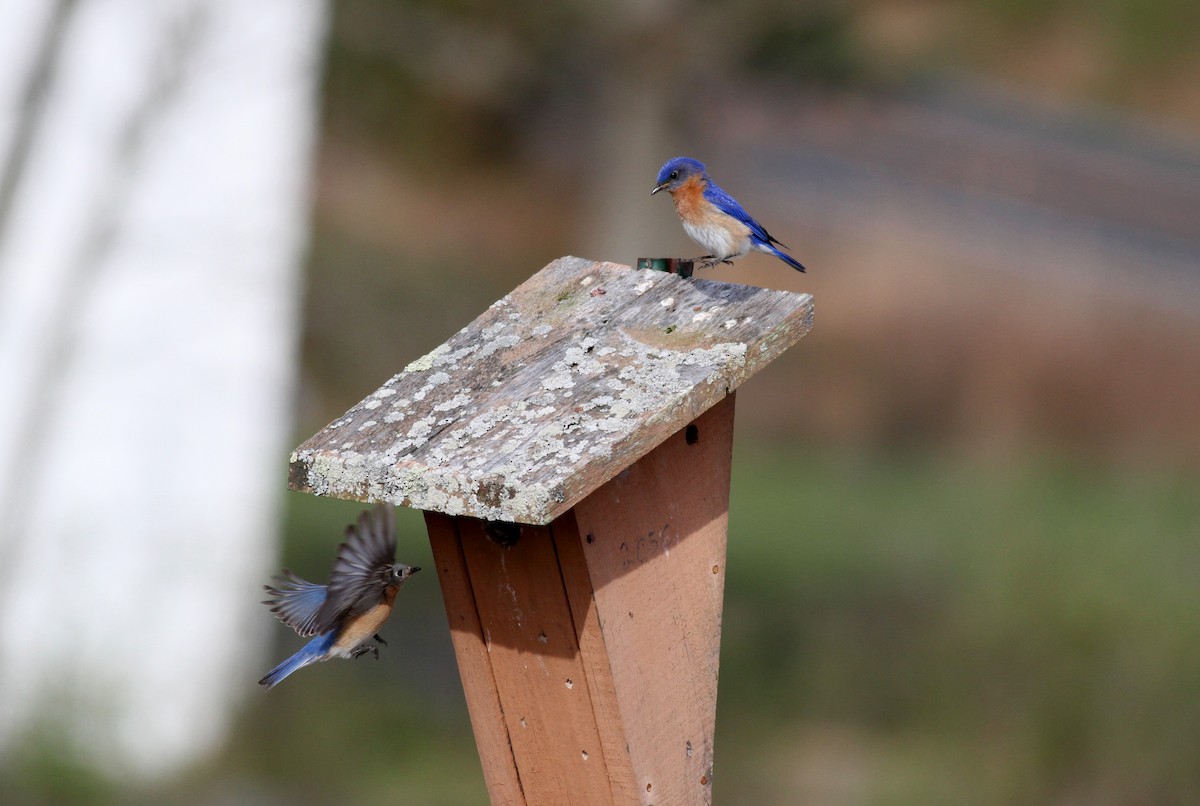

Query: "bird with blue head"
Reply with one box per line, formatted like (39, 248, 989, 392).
(259, 504, 420, 690)
(652, 156, 806, 272)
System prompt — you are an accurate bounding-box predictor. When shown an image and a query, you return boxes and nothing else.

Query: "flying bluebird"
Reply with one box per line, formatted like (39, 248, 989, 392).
(259, 505, 420, 690)
(652, 156, 806, 272)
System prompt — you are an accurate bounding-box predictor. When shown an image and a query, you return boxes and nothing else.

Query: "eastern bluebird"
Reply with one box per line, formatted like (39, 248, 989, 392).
(259, 505, 420, 690)
(652, 156, 806, 272)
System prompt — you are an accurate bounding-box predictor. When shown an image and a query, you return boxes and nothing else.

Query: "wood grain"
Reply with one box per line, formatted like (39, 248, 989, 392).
(426, 396, 735, 805)
(550, 515, 640, 803)
(570, 393, 736, 805)
(424, 512, 527, 805)
(457, 516, 618, 805)
(290, 256, 812, 524)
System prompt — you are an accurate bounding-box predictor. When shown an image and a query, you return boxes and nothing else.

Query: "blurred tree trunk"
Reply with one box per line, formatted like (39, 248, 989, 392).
(0, 0, 326, 778)
(582, 66, 676, 261)
(579, 1, 694, 263)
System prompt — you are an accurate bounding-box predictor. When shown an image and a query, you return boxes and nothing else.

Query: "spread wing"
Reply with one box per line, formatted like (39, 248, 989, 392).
(313, 504, 397, 631)
(703, 181, 786, 248)
(262, 571, 328, 637)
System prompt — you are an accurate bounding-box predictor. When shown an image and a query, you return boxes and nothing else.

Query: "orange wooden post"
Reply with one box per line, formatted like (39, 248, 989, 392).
(290, 257, 812, 804)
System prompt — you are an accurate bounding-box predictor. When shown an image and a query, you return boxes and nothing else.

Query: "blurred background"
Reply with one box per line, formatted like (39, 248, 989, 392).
(1, 0, 1198, 803)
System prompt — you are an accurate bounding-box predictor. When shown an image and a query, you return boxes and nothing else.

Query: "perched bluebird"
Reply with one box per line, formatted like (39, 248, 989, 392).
(652, 156, 806, 272)
(259, 505, 420, 690)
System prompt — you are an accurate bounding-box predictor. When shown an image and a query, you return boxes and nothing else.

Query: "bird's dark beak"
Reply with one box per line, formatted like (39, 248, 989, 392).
(411, 566, 422, 574)
(651, 182, 667, 196)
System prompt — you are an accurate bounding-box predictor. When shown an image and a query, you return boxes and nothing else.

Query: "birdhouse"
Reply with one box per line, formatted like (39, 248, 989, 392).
(289, 256, 813, 805)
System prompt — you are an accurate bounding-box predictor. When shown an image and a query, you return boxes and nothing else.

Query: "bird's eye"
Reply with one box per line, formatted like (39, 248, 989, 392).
(669, 170, 679, 180)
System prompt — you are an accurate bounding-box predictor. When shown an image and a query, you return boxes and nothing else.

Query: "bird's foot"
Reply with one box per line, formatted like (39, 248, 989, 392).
(373, 633, 387, 647)
(694, 255, 720, 269)
(351, 643, 381, 661)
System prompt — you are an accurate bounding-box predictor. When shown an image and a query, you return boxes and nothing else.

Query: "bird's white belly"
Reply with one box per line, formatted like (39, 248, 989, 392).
(682, 217, 750, 261)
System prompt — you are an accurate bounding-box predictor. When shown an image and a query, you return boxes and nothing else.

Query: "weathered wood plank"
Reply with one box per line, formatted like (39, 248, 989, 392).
(570, 393, 735, 804)
(550, 514, 640, 803)
(424, 512, 527, 806)
(427, 397, 735, 805)
(290, 256, 812, 524)
(453, 517, 617, 805)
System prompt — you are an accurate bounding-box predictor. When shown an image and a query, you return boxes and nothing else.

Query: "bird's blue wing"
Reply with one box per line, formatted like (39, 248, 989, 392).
(703, 182, 784, 247)
(263, 571, 328, 637)
(316, 505, 397, 629)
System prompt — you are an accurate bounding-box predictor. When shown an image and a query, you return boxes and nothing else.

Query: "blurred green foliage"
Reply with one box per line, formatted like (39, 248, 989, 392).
(982, 0, 1200, 65)
(744, 7, 866, 87)
(719, 444, 1200, 803)
(321, 0, 1200, 169)
(301, 226, 514, 408)
(6, 444, 1195, 804)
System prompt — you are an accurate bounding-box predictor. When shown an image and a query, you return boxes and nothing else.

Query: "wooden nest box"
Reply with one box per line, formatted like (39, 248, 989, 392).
(290, 256, 813, 804)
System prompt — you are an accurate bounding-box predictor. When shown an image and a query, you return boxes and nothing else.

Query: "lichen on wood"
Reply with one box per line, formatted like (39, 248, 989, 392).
(289, 256, 813, 524)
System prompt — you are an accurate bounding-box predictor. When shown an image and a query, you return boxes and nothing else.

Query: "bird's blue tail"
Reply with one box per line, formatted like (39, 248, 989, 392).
(765, 242, 806, 272)
(259, 632, 334, 690)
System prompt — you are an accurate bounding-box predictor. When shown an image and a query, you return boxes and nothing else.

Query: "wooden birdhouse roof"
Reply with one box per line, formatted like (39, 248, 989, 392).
(289, 256, 813, 524)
